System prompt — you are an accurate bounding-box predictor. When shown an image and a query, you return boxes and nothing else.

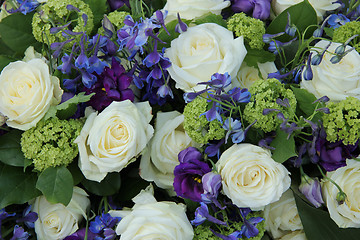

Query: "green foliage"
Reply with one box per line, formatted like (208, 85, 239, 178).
(227, 12, 265, 50)
(32, 0, 94, 46)
(0, 12, 41, 54)
(183, 97, 225, 144)
(36, 166, 74, 206)
(243, 48, 275, 68)
(266, 0, 317, 42)
(193, 13, 227, 28)
(244, 79, 297, 132)
(294, 192, 360, 240)
(0, 163, 41, 208)
(44, 92, 94, 120)
(322, 97, 360, 145)
(270, 127, 297, 163)
(290, 86, 317, 117)
(84, 0, 108, 32)
(82, 172, 121, 196)
(333, 21, 360, 52)
(21, 117, 84, 171)
(0, 130, 31, 167)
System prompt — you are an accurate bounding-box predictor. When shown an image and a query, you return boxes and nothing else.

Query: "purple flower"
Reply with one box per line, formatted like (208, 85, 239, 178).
(107, 0, 130, 10)
(191, 202, 227, 226)
(10, 225, 29, 240)
(173, 147, 211, 202)
(231, 0, 272, 20)
(201, 172, 222, 204)
(64, 228, 97, 240)
(315, 130, 359, 171)
(85, 58, 134, 111)
(223, 118, 244, 144)
(299, 174, 324, 208)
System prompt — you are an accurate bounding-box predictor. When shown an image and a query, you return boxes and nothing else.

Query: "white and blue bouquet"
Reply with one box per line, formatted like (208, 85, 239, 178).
(1, 0, 360, 239)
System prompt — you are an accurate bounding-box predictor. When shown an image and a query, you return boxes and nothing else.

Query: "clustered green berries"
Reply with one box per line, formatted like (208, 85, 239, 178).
(333, 21, 360, 52)
(322, 97, 360, 145)
(183, 97, 225, 144)
(244, 78, 297, 133)
(21, 117, 84, 172)
(227, 12, 265, 50)
(32, 0, 94, 46)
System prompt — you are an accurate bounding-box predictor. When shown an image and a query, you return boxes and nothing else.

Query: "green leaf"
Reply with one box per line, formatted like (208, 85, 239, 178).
(36, 166, 74, 206)
(129, 0, 143, 20)
(67, 161, 84, 185)
(244, 48, 276, 68)
(81, 172, 121, 196)
(0, 130, 31, 167)
(83, 0, 108, 32)
(294, 193, 360, 240)
(0, 55, 17, 72)
(0, 163, 41, 208)
(44, 92, 94, 120)
(290, 86, 317, 117)
(266, 1, 317, 42)
(193, 13, 227, 28)
(0, 12, 41, 54)
(270, 128, 297, 163)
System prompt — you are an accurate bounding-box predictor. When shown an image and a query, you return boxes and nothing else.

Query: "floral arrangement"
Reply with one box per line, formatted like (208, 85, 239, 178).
(1, 0, 360, 239)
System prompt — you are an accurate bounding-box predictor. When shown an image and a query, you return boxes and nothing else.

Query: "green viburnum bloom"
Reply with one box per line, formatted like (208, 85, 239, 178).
(98, 11, 128, 36)
(244, 78, 297, 133)
(32, 0, 94, 46)
(227, 12, 265, 50)
(333, 21, 360, 52)
(21, 117, 84, 171)
(183, 97, 225, 144)
(322, 96, 360, 145)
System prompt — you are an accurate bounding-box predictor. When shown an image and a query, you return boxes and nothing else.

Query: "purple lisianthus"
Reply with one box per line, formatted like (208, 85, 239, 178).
(173, 147, 211, 202)
(231, 0, 272, 20)
(85, 58, 134, 111)
(315, 130, 359, 171)
(299, 174, 324, 208)
(201, 172, 222, 204)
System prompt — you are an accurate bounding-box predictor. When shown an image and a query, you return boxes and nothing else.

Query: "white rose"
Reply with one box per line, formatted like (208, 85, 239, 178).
(163, 0, 230, 23)
(264, 190, 304, 239)
(31, 187, 90, 240)
(234, 61, 277, 89)
(322, 159, 360, 228)
(110, 185, 194, 240)
(216, 143, 291, 210)
(272, 0, 341, 21)
(0, 59, 63, 130)
(165, 23, 247, 92)
(139, 111, 196, 190)
(75, 100, 154, 182)
(279, 230, 307, 240)
(300, 40, 360, 102)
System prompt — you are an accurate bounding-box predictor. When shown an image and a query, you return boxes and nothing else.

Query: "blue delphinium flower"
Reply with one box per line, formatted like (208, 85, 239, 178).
(6, 0, 40, 15)
(223, 118, 245, 144)
(327, 14, 350, 29)
(10, 225, 30, 240)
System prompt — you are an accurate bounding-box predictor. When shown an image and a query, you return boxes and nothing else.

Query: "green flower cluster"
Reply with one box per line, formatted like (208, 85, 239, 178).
(227, 12, 265, 50)
(183, 97, 225, 144)
(244, 78, 297, 132)
(193, 211, 265, 240)
(98, 11, 128, 36)
(32, 0, 94, 46)
(333, 21, 360, 52)
(21, 117, 84, 172)
(322, 97, 360, 145)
